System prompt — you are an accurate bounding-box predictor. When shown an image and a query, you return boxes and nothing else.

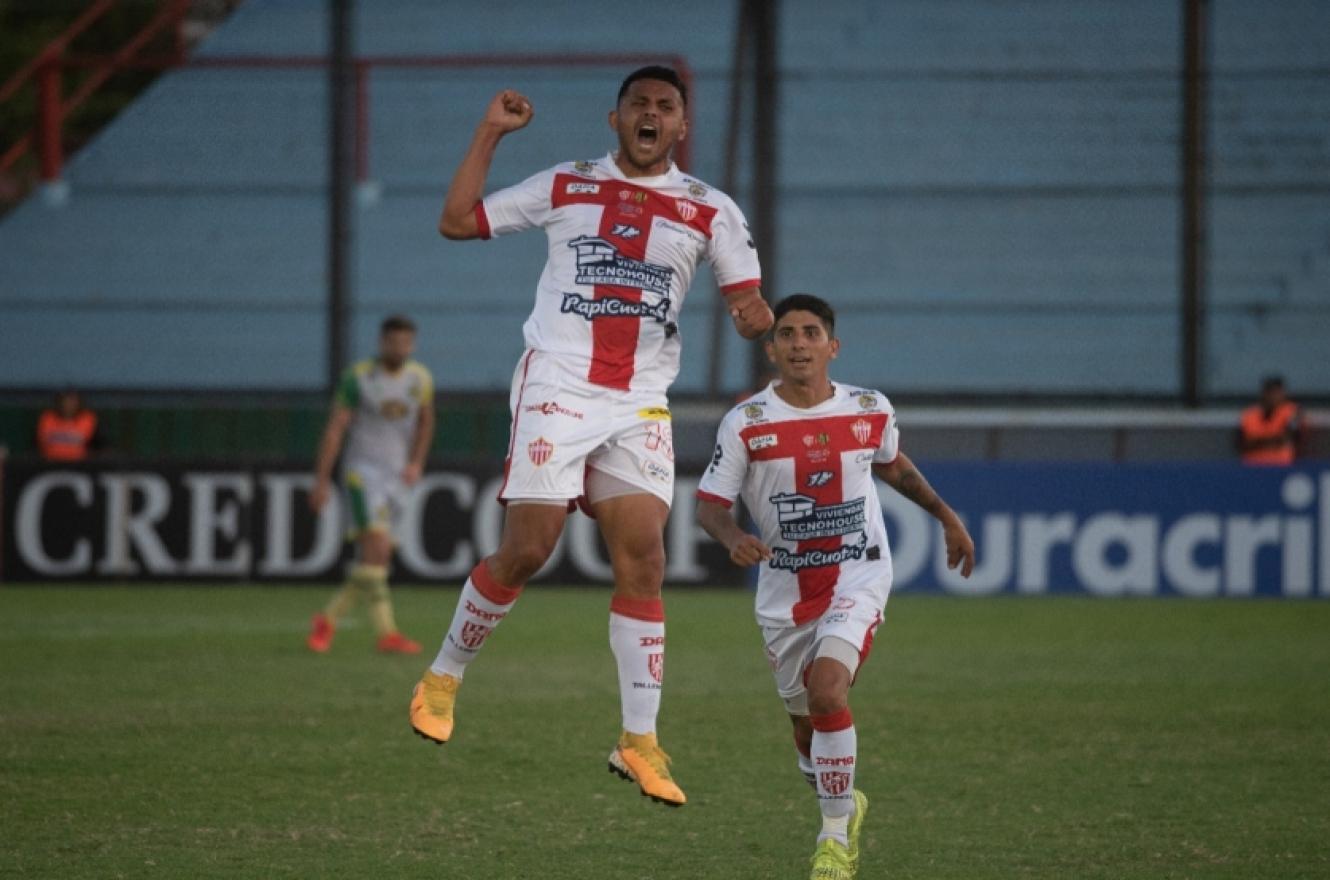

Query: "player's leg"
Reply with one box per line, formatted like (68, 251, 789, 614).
(411, 501, 567, 743)
(592, 484, 686, 806)
(358, 526, 419, 654)
(308, 469, 370, 653)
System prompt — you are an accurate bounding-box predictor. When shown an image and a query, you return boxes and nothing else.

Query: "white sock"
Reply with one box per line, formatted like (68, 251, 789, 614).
(429, 561, 521, 679)
(608, 596, 665, 736)
(811, 708, 858, 845)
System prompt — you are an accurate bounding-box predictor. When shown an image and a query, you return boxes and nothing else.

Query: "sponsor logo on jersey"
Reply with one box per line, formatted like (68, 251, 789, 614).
(379, 399, 410, 420)
(568, 235, 674, 295)
(637, 407, 672, 421)
(527, 437, 554, 467)
(807, 471, 834, 488)
(573, 160, 596, 175)
(832, 595, 856, 610)
(617, 202, 643, 217)
(851, 418, 873, 445)
(803, 433, 830, 447)
(771, 493, 867, 541)
(675, 199, 698, 223)
(647, 652, 664, 684)
(610, 223, 641, 239)
(618, 189, 648, 203)
(856, 452, 874, 464)
(653, 216, 706, 244)
(561, 291, 671, 323)
(748, 433, 778, 451)
(644, 421, 674, 460)
(459, 620, 492, 649)
(523, 401, 585, 420)
(566, 182, 600, 195)
(806, 448, 832, 464)
(819, 771, 852, 796)
(769, 535, 869, 573)
(824, 612, 850, 624)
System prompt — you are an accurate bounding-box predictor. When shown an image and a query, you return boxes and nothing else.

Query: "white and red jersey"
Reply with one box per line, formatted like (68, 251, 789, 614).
(697, 382, 901, 628)
(477, 153, 761, 395)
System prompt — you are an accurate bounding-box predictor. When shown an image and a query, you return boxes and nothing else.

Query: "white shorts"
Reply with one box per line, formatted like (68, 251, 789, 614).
(342, 461, 409, 539)
(499, 349, 676, 508)
(760, 581, 886, 716)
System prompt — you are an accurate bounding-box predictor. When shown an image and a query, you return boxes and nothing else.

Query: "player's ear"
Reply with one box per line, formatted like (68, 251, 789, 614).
(609, 109, 618, 132)
(829, 337, 840, 360)
(764, 338, 776, 363)
(678, 117, 688, 142)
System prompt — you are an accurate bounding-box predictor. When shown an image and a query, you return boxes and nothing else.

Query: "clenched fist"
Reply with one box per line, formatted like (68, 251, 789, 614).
(483, 89, 534, 134)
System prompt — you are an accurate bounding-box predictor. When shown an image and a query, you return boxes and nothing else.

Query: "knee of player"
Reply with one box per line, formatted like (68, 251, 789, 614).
(493, 538, 557, 582)
(805, 664, 851, 716)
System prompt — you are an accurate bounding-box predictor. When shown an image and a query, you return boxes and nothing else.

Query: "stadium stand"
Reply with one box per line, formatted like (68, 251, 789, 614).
(0, 0, 1325, 399)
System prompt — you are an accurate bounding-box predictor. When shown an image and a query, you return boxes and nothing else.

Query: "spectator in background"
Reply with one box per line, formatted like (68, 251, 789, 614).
(1238, 376, 1306, 466)
(36, 389, 105, 461)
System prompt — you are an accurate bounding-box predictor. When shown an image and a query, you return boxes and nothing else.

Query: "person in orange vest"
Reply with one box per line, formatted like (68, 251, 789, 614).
(1237, 376, 1305, 466)
(36, 390, 104, 462)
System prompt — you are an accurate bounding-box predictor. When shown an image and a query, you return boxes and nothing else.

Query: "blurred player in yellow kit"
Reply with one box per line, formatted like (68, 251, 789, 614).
(306, 315, 435, 654)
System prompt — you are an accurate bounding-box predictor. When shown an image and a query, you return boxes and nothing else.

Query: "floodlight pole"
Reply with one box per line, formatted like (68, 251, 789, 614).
(328, 0, 355, 393)
(1180, 0, 1209, 407)
(748, 0, 780, 392)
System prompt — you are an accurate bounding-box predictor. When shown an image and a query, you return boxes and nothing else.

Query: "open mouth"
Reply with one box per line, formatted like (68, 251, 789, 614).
(636, 123, 659, 148)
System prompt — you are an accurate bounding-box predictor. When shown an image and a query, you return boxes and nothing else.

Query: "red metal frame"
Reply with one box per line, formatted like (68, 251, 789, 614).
(3, 40, 696, 182)
(1, 0, 189, 178)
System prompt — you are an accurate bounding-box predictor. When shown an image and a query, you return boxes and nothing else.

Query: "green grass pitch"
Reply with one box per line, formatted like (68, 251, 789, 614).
(2, 585, 1327, 879)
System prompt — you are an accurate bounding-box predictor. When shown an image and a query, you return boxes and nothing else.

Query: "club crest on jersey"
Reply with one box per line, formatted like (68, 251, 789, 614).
(610, 223, 641, 239)
(803, 433, 830, 447)
(819, 771, 852, 796)
(459, 621, 492, 649)
(770, 493, 866, 541)
(379, 399, 409, 420)
(527, 437, 554, 467)
(851, 418, 873, 445)
(807, 471, 834, 488)
(674, 199, 698, 223)
(647, 652, 664, 684)
(618, 189, 648, 203)
(568, 235, 674, 295)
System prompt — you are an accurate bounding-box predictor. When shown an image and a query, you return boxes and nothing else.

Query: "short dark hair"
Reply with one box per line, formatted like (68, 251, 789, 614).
(1262, 375, 1285, 392)
(380, 314, 416, 335)
(772, 293, 836, 337)
(617, 65, 687, 106)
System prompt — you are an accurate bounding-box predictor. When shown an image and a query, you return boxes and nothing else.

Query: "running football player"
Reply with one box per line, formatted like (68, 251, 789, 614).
(696, 294, 975, 878)
(410, 66, 773, 807)
(307, 315, 434, 655)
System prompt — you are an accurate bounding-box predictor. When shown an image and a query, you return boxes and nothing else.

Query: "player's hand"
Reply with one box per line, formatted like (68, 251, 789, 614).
(943, 518, 975, 578)
(482, 89, 534, 135)
(308, 479, 331, 513)
(728, 288, 774, 339)
(401, 462, 423, 486)
(727, 534, 773, 567)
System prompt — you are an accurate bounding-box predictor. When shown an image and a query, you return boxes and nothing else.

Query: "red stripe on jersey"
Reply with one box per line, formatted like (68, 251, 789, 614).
(695, 490, 733, 509)
(497, 350, 536, 501)
(738, 412, 889, 624)
(550, 174, 718, 389)
(475, 202, 492, 240)
(721, 279, 762, 295)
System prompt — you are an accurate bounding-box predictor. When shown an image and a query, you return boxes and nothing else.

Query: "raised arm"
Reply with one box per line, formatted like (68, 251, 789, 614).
(697, 498, 773, 568)
(726, 286, 774, 339)
(438, 90, 534, 240)
(873, 451, 975, 577)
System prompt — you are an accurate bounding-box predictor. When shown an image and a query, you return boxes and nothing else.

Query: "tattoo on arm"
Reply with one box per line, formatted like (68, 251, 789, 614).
(889, 466, 945, 516)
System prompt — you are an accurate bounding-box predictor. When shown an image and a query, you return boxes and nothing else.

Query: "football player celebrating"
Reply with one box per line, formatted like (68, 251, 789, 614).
(410, 66, 772, 807)
(696, 294, 975, 879)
